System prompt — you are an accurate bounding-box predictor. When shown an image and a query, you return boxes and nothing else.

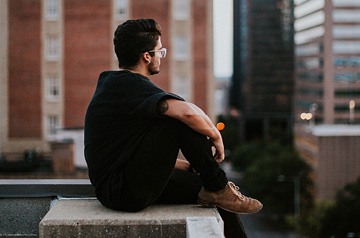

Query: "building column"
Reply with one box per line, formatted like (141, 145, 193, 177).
(323, 0, 334, 124)
(0, 0, 9, 153)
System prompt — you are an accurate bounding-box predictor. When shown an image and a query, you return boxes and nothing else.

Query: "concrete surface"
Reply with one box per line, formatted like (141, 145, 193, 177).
(186, 217, 225, 238)
(39, 198, 224, 238)
(0, 179, 94, 197)
(0, 197, 52, 237)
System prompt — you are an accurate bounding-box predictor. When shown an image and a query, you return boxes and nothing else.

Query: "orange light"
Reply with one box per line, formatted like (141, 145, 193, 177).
(216, 122, 225, 131)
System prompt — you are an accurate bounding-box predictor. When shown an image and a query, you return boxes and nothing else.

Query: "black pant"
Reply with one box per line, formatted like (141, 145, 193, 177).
(98, 118, 246, 236)
(100, 118, 227, 211)
(156, 169, 247, 238)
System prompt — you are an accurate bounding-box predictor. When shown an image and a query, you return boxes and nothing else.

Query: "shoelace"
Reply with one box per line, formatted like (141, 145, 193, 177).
(228, 182, 246, 201)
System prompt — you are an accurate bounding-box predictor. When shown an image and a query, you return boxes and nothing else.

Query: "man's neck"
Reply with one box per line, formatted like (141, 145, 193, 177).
(127, 64, 150, 78)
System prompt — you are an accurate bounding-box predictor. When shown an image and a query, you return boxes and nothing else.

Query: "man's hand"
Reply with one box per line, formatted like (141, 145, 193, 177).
(211, 135, 225, 163)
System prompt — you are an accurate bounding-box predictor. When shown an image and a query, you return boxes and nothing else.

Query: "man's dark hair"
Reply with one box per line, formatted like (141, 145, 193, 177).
(114, 19, 162, 69)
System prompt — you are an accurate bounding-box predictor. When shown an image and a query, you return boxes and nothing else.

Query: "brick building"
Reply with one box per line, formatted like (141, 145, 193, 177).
(0, 0, 214, 154)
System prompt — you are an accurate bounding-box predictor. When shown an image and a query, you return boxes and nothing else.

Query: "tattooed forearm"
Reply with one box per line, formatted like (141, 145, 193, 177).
(157, 100, 169, 115)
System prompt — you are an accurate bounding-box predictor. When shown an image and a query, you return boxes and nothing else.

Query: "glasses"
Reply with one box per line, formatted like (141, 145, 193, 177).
(148, 48, 167, 58)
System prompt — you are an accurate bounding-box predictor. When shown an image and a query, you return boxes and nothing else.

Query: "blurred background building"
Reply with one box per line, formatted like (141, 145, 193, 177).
(294, 0, 360, 125)
(228, 0, 360, 200)
(231, 0, 295, 142)
(0, 0, 214, 164)
(293, 0, 360, 199)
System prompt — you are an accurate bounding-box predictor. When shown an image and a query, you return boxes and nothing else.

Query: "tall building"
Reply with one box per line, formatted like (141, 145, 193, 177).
(0, 0, 214, 154)
(231, 0, 294, 141)
(293, 0, 360, 199)
(294, 0, 360, 125)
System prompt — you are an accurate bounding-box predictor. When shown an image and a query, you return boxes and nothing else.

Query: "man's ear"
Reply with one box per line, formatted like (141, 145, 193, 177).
(142, 52, 151, 64)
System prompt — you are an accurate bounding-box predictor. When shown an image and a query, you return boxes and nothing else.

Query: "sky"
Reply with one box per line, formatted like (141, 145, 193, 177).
(213, 0, 233, 78)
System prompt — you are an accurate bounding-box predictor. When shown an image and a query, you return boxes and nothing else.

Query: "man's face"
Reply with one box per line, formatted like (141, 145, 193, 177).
(148, 38, 163, 75)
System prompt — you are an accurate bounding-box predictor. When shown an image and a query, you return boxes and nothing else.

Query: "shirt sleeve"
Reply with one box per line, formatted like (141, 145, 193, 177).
(132, 92, 184, 118)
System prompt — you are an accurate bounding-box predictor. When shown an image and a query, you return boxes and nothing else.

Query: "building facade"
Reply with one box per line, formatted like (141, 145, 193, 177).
(231, 0, 294, 141)
(294, 0, 360, 125)
(295, 125, 360, 199)
(0, 0, 214, 154)
(294, 0, 360, 199)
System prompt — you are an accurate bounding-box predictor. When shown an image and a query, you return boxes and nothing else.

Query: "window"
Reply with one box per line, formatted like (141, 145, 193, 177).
(46, 115, 60, 136)
(297, 57, 322, 69)
(296, 43, 322, 56)
(334, 105, 359, 112)
(333, 25, 360, 39)
(45, 0, 60, 20)
(333, 0, 360, 7)
(294, 0, 324, 19)
(335, 90, 360, 97)
(294, 11, 324, 32)
(333, 41, 360, 54)
(298, 72, 323, 82)
(172, 74, 190, 100)
(115, 0, 128, 19)
(45, 35, 60, 60)
(334, 57, 360, 67)
(173, 0, 190, 20)
(295, 26, 324, 44)
(46, 74, 60, 101)
(334, 72, 360, 83)
(332, 10, 360, 23)
(298, 88, 323, 97)
(173, 35, 189, 60)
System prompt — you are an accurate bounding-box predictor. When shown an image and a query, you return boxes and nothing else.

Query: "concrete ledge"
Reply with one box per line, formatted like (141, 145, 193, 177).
(186, 217, 225, 238)
(0, 179, 94, 197)
(39, 198, 224, 238)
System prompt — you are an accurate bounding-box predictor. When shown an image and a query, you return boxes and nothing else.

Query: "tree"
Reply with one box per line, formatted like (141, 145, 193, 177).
(231, 142, 265, 171)
(320, 177, 360, 237)
(239, 142, 313, 217)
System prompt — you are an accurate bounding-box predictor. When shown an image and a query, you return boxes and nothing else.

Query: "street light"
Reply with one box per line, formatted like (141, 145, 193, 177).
(349, 100, 355, 124)
(309, 103, 318, 127)
(300, 112, 313, 121)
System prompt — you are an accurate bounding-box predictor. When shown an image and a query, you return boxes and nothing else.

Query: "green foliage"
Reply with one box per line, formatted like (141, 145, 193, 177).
(233, 141, 313, 217)
(226, 119, 360, 237)
(287, 200, 335, 238)
(231, 142, 265, 171)
(319, 177, 360, 237)
(290, 177, 360, 237)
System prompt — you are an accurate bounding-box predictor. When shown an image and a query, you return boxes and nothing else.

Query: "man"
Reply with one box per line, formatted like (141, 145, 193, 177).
(84, 18, 262, 233)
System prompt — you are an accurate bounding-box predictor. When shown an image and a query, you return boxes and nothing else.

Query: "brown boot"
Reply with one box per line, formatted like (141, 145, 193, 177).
(198, 182, 263, 214)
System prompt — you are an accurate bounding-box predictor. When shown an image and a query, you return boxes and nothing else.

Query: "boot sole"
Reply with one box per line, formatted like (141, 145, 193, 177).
(197, 198, 216, 208)
(197, 198, 263, 214)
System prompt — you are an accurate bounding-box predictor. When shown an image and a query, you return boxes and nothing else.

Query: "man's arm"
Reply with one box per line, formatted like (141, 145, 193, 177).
(157, 99, 224, 163)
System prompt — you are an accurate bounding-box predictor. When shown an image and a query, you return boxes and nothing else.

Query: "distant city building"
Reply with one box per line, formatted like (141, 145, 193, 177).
(231, 0, 294, 141)
(294, 0, 360, 125)
(0, 0, 214, 154)
(214, 76, 231, 116)
(293, 0, 360, 199)
(295, 124, 360, 199)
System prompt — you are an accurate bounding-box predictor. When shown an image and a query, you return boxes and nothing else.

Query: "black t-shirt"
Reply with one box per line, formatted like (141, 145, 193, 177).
(84, 70, 183, 188)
